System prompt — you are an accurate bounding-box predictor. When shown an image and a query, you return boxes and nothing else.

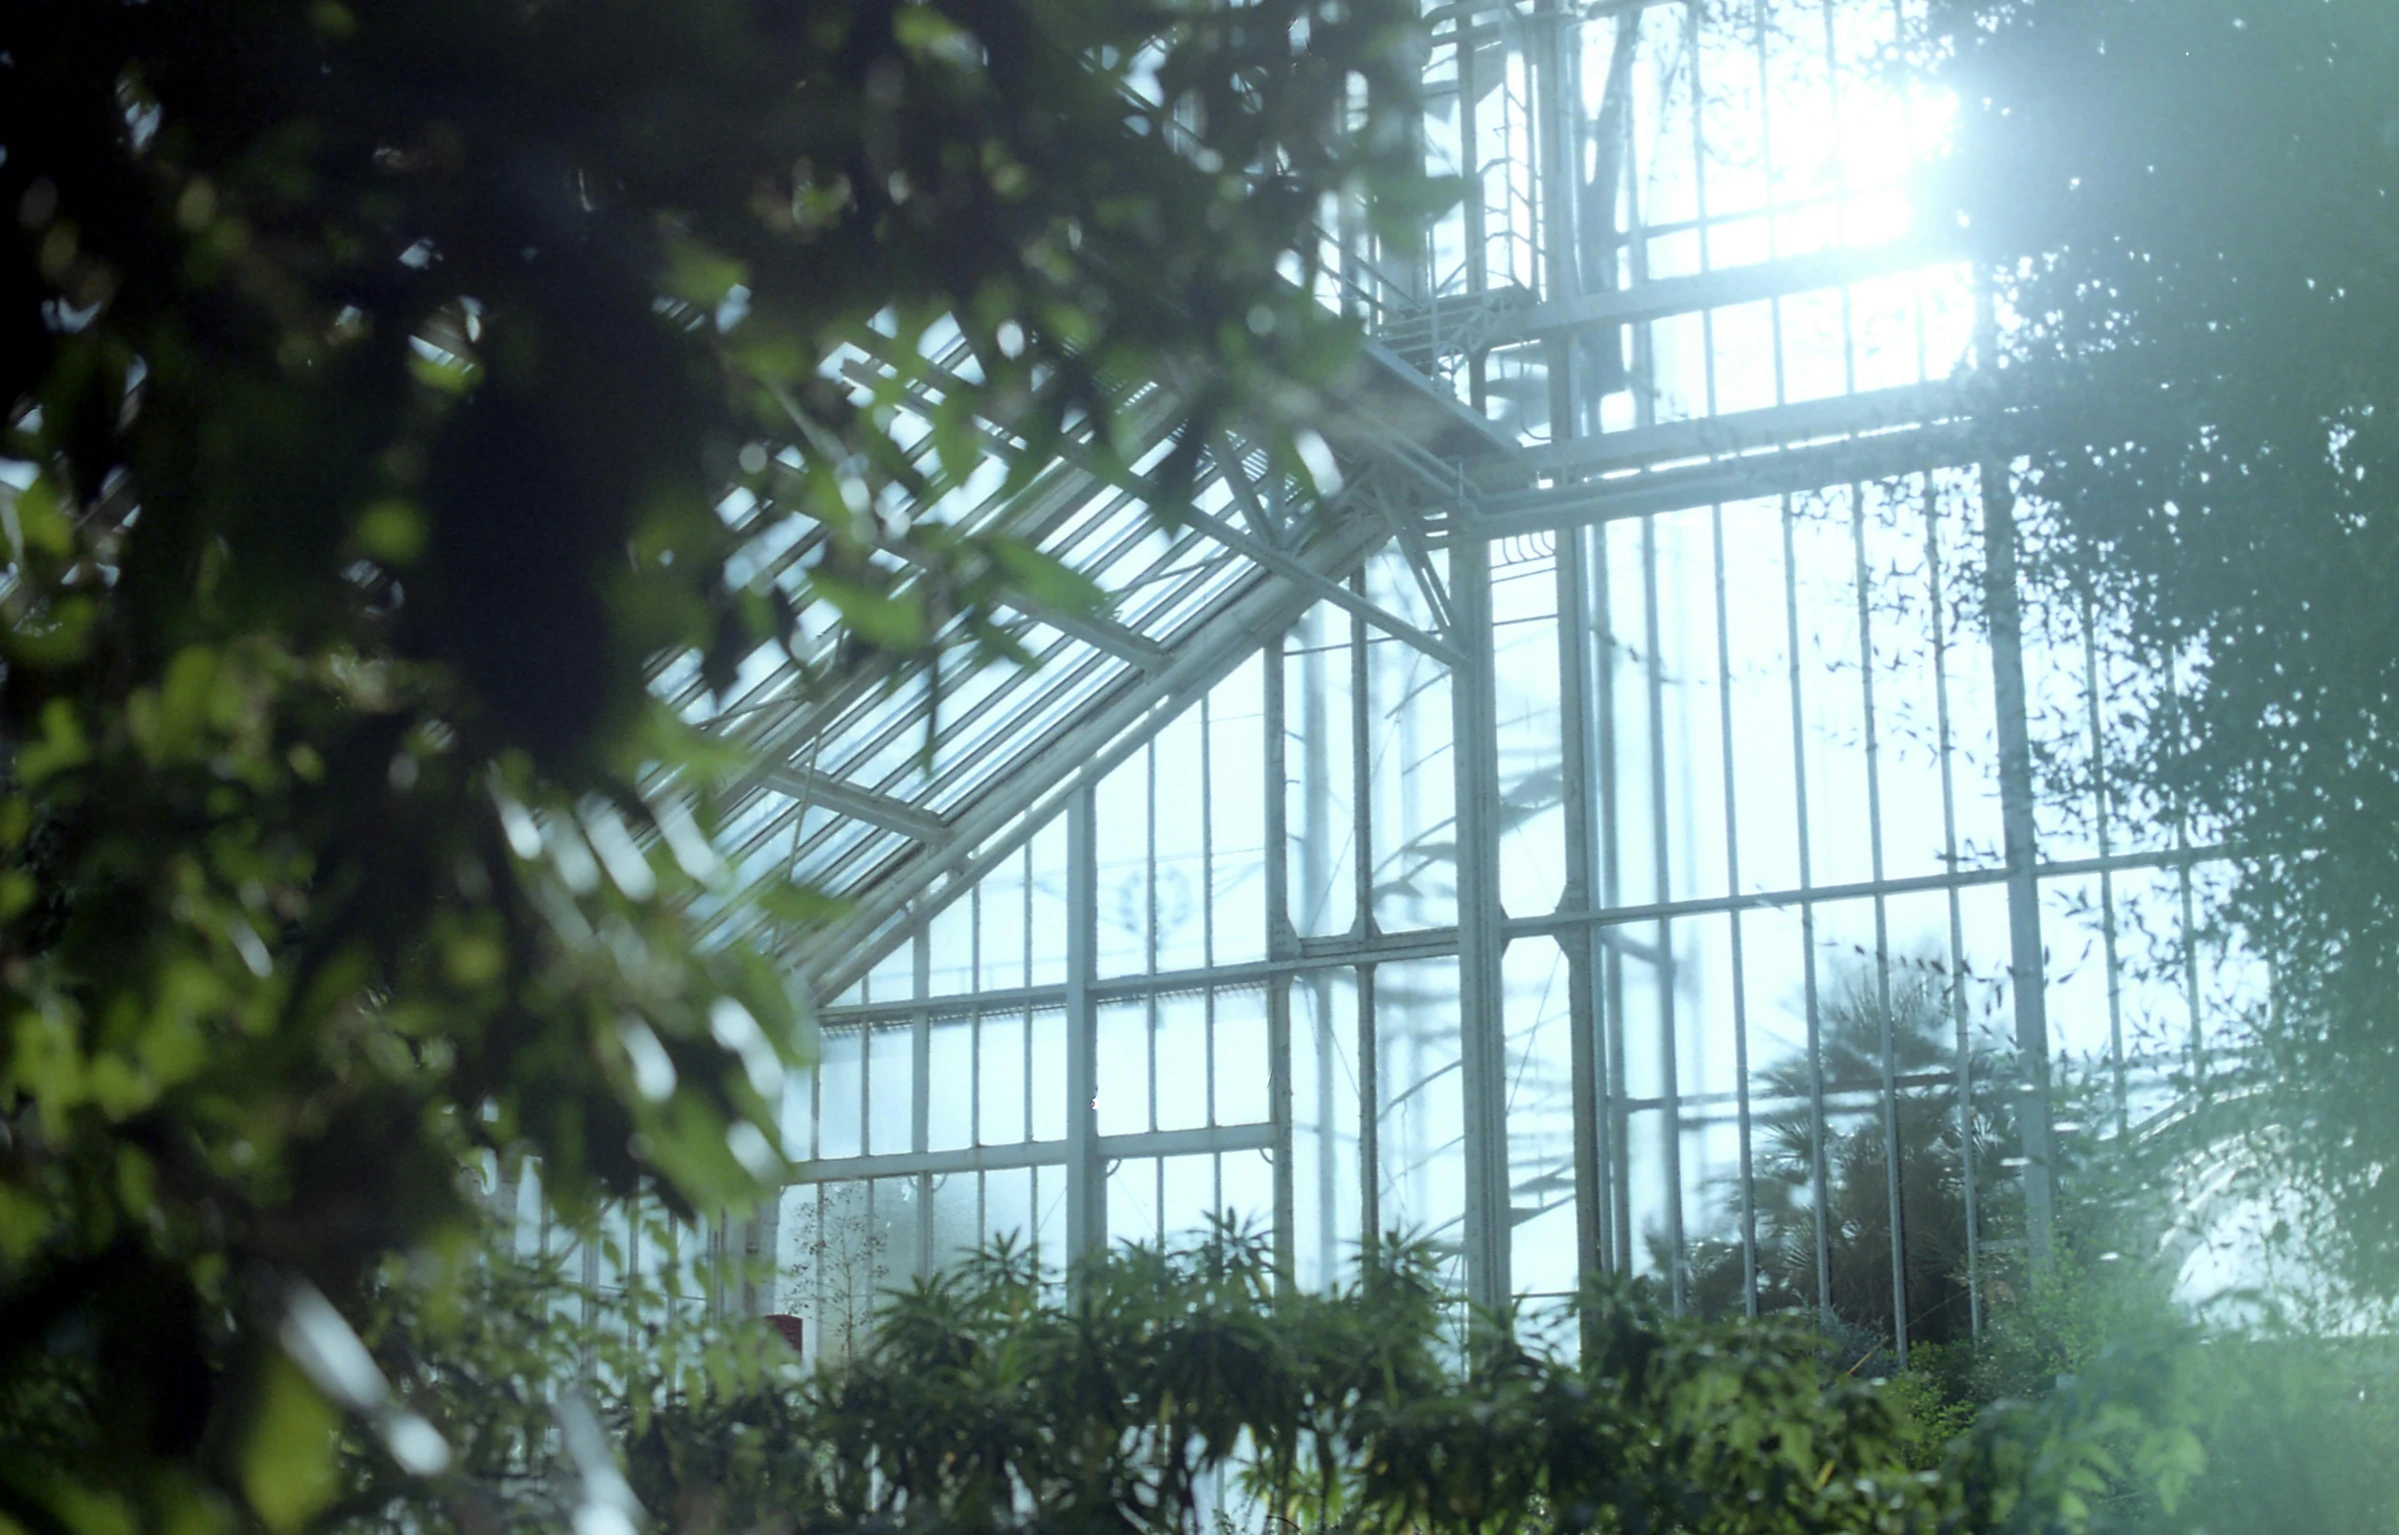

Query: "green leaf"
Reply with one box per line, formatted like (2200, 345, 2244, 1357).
(659, 230, 750, 310)
(240, 1354, 341, 1534)
(3, 473, 73, 561)
(893, 4, 979, 68)
(810, 570, 930, 650)
(354, 498, 427, 566)
(985, 538, 1105, 615)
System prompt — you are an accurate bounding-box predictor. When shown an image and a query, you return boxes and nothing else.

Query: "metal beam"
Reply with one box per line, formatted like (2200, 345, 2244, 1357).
(1499, 381, 1967, 486)
(765, 508, 1217, 841)
(1504, 843, 2232, 940)
(1982, 456, 2057, 1270)
(1366, 479, 1457, 635)
(793, 514, 1394, 997)
(1555, 525, 1610, 1295)
(1709, 503, 1761, 1316)
(1636, 516, 1688, 1312)
(787, 1121, 1274, 1186)
(1466, 237, 1963, 354)
(1212, 429, 1286, 547)
(1005, 595, 1173, 674)
(1065, 784, 1104, 1269)
(805, 842, 2227, 1028)
(1348, 585, 1382, 1269)
(1177, 496, 1465, 667)
(1265, 618, 1298, 1289)
(1449, 532, 1512, 1310)
(812, 925, 1472, 1029)
(755, 762, 953, 844)
(1458, 417, 1982, 540)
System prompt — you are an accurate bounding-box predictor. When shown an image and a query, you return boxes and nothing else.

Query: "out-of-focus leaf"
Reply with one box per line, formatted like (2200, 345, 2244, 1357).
(984, 538, 1105, 616)
(239, 1354, 341, 1534)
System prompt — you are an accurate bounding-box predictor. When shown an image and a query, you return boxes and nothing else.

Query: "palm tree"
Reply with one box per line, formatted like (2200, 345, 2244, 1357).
(1677, 955, 2020, 1352)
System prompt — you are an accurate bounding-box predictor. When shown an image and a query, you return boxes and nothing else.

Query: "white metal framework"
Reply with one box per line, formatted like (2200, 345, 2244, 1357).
(665, 0, 2251, 1364)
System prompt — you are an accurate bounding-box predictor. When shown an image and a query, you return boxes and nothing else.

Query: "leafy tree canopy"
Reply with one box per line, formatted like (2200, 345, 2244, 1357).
(0, 0, 1437, 1525)
(1931, 0, 2399, 1283)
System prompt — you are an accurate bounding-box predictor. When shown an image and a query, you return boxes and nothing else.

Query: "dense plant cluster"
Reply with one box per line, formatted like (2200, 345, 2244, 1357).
(317, 1225, 2206, 1535)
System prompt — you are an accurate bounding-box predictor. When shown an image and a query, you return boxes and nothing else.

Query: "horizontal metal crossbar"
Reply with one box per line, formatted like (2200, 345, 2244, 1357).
(1504, 842, 2234, 941)
(1466, 236, 1963, 354)
(788, 1120, 1274, 1185)
(1499, 381, 1969, 485)
(1455, 419, 1986, 539)
(812, 842, 2231, 1024)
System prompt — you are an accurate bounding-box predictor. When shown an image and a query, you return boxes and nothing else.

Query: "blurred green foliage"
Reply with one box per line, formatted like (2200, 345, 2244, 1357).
(1931, 0, 2399, 1285)
(302, 1224, 2207, 1535)
(1890, 1237, 2399, 1535)
(0, 0, 1439, 1526)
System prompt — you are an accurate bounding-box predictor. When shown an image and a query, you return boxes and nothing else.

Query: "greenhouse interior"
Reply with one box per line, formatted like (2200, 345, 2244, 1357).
(20, 0, 2399, 1527)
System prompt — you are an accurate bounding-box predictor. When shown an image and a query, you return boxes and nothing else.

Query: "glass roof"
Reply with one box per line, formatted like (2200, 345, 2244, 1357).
(665, 299, 1485, 973)
(675, 0, 1981, 993)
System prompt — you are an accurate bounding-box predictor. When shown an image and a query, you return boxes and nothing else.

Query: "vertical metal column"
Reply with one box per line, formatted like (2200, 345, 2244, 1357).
(747, 1196, 780, 1319)
(913, 926, 935, 1280)
(1638, 521, 1687, 1312)
(1455, 9, 1489, 414)
(1019, 849, 1038, 1271)
(1201, 701, 1221, 1219)
(1924, 476, 1985, 1339)
(1534, 0, 1606, 1302)
(969, 886, 986, 1244)
(1295, 611, 1332, 1285)
(2178, 782, 2205, 1090)
(1710, 505, 1760, 1316)
(1450, 533, 1511, 1310)
(1593, 534, 1632, 1272)
(1557, 529, 1610, 1295)
(2081, 596, 2130, 1140)
(1978, 460, 2057, 1269)
(1850, 487, 1910, 1362)
(1147, 744, 1164, 1241)
(1064, 784, 1106, 1276)
(1782, 496, 1836, 1321)
(1349, 592, 1379, 1273)
(1533, 0, 1580, 445)
(1265, 629, 1300, 1289)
